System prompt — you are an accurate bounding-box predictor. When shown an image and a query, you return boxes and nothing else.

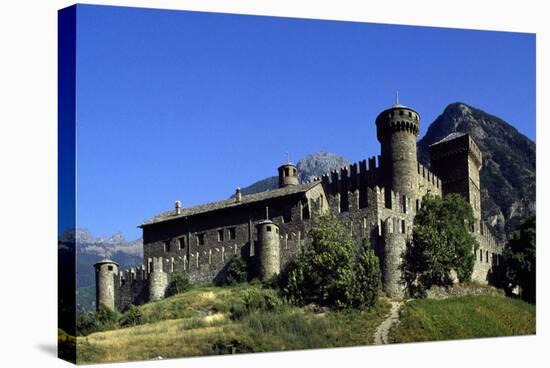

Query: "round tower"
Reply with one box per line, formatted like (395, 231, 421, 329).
(375, 102, 420, 199)
(148, 257, 168, 301)
(278, 162, 299, 188)
(94, 259, 119, 311)
(382, 218, 406, 297)
(257, 220, 281, 279)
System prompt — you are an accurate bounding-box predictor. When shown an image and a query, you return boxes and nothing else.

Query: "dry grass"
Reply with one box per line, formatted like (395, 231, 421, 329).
(76, 284, 391, 364)
(78, 313, 230, 363)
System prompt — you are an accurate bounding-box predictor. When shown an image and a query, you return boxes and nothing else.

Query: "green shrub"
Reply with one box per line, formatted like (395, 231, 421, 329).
(119, 305, 142, 327)
(165, 275, 192, 297)
(221, 256, 248, 286)
(230, 288, 284, 320)
(76, 304, 119, 336)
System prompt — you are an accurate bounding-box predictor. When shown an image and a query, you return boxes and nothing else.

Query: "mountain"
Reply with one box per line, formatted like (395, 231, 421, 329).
(60, 229, 143, 312)
(297, 151, 351, 182)
(236, 151, 350, 196)
(418, 102, 536, 241)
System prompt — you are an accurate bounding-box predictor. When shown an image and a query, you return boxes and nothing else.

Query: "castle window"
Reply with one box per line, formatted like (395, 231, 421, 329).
(408, 111, 412, 117)
(197, 233, 205, 246)
(359, 189, 367, 209)
(486, 251, 489, 263)
(164, 240, 171, 253)
(266, 226, 272, 232)
(228, 227, 236, 240)
(339, 193, 349, 212)
(283, 206, 292, 223)
(217, 229, 224, 242)
(178, 237, 185, 250)
(399, 110, 403, 116)
(276, 228, 279, 234)
(293, 168, 297, 175)
(479, 249, 483, 261)
(302, 201, 310, 220)
(401, 220, 406, 234)
(285, 167, 290, 176)
(107, 265, 113, 271)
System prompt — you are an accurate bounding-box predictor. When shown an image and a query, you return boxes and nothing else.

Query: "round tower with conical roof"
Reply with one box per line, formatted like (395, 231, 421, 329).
(375, 100, 420, 199)
(94, 259, 119, 311)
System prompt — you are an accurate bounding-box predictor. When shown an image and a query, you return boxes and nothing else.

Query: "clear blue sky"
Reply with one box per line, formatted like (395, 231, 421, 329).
(72, 4, 535, 240)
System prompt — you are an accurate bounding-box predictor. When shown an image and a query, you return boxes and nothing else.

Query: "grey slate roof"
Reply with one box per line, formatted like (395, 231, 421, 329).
(140, 181, 321, 227)
(430, 132, 468, 146)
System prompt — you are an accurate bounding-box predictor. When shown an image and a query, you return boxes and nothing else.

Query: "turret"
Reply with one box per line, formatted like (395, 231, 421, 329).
(376, 102, 420, 199)
(148, 257, 168, 301)
(257, 220, 280, 279)
(278, 162, 299, 188)
(94, 259, 119, 311)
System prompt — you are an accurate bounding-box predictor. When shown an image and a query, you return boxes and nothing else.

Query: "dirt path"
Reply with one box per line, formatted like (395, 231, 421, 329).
(373, 300, 404, 344)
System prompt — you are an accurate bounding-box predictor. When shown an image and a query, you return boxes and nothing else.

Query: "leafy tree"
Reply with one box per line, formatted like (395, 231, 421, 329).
(280, 213, 381, 309)
(353, 238, 382, 307)
(403, 194, 478, 296)
(165, 274, 192, 297)
(504, 215, 536, 303)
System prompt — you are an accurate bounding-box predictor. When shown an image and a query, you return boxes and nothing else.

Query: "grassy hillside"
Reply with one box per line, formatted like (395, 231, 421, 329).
(389, 295, 535, 343)
(77, 284, 390, 364)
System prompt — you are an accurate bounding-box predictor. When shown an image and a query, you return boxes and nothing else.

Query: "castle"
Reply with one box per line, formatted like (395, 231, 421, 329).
(94, 102, 503, 312)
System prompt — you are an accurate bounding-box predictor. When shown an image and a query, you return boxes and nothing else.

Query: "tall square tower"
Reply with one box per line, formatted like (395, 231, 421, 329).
(429, 133, 483, 222)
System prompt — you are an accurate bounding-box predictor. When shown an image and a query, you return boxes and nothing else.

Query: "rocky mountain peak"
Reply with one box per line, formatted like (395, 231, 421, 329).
(419, 102, 535, 241)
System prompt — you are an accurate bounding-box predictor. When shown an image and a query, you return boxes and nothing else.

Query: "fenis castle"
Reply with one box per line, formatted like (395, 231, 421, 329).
(95, 102, 503, 312)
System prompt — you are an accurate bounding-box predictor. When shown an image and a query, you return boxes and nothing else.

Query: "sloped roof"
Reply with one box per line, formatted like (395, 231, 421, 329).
(140, 181, 321, 227)
(430, 132, 468, 146)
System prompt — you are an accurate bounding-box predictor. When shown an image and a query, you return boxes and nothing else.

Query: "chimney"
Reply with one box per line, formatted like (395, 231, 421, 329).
(235, 187, 242, 202)
(175, 200, 182, 215)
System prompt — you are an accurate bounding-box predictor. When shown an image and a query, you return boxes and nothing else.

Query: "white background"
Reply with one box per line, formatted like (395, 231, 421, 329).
(0, 0, 547, 367)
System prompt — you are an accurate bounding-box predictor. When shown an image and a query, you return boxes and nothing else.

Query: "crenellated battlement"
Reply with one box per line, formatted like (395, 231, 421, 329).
(477, 221, 502, 253)
(417, 162, 442, 194)
(317, 156, 381, 188)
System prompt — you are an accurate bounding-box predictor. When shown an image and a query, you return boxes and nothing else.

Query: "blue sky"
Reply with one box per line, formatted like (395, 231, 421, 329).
(73, 4, 535, 240)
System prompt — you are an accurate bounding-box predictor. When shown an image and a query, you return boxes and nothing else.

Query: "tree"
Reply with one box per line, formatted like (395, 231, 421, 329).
(504, 215, 536, 303)
(279, 213, 381, 309)
(353, 238, 382, 307)
(403, 194, 478, 296)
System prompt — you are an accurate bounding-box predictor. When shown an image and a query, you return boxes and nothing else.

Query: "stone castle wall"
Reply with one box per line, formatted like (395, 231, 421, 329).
(99, 105, 506, 311)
